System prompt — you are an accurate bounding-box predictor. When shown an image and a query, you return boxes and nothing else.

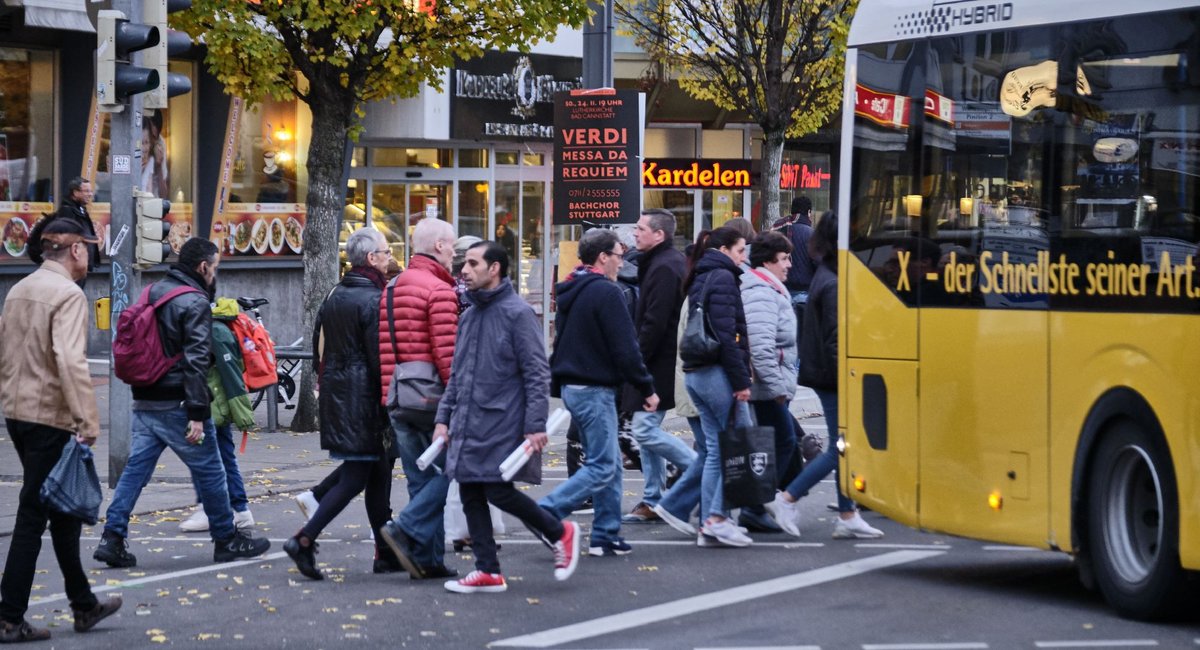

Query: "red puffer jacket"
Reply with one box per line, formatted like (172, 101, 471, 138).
(378, 254, 459, 404)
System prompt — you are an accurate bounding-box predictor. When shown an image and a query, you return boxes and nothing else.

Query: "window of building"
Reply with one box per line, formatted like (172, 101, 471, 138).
(496, 150, 520, 165)
(459, 149, 489, 168)
(0, 47, 54, 264)
(373, 147, 452, 168)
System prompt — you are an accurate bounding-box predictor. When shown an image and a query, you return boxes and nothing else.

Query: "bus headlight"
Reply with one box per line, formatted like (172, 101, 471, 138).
(836, 434, 846, 455)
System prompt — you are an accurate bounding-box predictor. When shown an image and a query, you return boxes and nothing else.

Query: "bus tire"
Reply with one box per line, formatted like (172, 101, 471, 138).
(1085, 418, 1188, 620)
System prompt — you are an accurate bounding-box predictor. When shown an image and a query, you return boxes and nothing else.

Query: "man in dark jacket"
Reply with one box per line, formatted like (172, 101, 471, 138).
(96, 238, 271, 568)
(435, 241, 580, 593)
(777, 196, 817, 345)
(621, 210, 696, 523)
(29, 177, 101, 274)
(540, 229, 659, 558)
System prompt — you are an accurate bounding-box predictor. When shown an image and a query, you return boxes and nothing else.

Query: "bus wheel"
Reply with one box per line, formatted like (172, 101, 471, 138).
(1086, 419, 1188, 620)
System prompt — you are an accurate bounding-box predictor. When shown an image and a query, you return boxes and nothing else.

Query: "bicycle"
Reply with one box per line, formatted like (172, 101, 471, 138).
(236, 297, 302, 410)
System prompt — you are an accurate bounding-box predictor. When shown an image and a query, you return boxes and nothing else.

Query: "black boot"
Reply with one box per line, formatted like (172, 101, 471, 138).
(373, 544, 404, 574)
(283, 534, 322, 580)
(94, 530, 137, 568)
(214, 530, 271, 562)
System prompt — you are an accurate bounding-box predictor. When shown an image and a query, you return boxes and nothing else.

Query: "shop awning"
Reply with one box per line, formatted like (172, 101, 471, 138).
(4, 0, 94, 33)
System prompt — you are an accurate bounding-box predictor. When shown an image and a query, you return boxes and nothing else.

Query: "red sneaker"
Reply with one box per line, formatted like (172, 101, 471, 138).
(553, 521, 580, 581)
(444, 570, 507, 594)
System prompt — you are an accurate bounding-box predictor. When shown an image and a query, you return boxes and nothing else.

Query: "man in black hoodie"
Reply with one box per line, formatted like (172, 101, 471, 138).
(95, 239, 270, 569)
(539, 229, 659, 557)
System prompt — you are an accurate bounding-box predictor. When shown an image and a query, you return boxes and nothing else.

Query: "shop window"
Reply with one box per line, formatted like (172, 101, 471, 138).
(0, 47, 55, 265)
(459, 149, 489, 168)
(496, 150, 520, 165)
(645, 128, 697, 158)
(341, 178, 370, 270)
(522, 152, 545, 166)
(350, 147, 366, 168)
(373, 147, 452, 168)
(702, 190, 745, 231)
(643, 189, 695, 249)
(458, 181, 488, 239)
(702, 129, 744, 158)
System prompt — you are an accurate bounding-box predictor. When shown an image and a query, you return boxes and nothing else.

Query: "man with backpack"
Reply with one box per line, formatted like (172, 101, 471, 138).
(95, 238, 271, 568)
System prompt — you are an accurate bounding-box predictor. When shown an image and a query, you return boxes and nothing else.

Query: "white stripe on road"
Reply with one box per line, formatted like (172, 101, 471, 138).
(1035, 642, 1158, 648)
(854, 543, 951, 551)
(490, 550, 944, 648)
(981, 545, 1045, 553)
(29, 551, 287, 607)
(696, 647, 821, 650)
(863, 645, 988, 650)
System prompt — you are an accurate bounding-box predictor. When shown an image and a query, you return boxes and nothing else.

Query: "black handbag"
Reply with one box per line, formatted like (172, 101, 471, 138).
(384, 276, 445, 429)
(679, 277, 722, 366)
(719, 406, 777, 509)
(40, 440, 103, 525)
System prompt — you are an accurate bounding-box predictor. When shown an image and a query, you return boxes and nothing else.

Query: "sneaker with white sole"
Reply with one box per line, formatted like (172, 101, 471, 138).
(832, 512, 884, 539)
(588, 537, 633, 557)
(651, 504, 696, 536)
(444, 570, 507, 593)
(769, 492, 802, 537)
(295, 491, 319, 521)
(700, 518, 753, 547)
(233, 510, 255, 530)
(696, 532, 720, 547)
(179, 508, 208, 532)
(553, 521, 581, 581)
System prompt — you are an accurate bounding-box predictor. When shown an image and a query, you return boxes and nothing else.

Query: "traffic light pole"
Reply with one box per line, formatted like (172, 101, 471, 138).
(107, 0, 142, 486)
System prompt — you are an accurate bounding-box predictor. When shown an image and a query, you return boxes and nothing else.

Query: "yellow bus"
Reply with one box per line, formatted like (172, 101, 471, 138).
(838, 0, 1199, 619)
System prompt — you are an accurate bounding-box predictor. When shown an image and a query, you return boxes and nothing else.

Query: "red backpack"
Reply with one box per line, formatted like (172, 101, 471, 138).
(113, 285, 203, 387)
(229, 312, 277, 391)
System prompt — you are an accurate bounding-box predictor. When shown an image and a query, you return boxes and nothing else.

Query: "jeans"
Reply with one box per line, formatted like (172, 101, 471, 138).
(190, 424, 248, 512)
(539, 385, 621, 545)
(461, 482, 563, 574)
(391, 416, 450, 568)
(783, 389, 853, 512)
(656, 416, 704, 522)
(630, 410, 697, 506)
(0, 420, 97, 623)
(104, 409, 236, 541)
(684, 366, 752, 520)
(751, 400, 802, 488)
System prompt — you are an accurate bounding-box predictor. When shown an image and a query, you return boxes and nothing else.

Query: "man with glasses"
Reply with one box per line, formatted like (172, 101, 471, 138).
(376, 218, 461, 580)
(28, 177, 100, 286)
(539, 228, 659, 557)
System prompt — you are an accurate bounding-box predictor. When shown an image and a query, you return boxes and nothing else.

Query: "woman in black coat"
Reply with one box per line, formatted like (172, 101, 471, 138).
(284, 228, 399, 580)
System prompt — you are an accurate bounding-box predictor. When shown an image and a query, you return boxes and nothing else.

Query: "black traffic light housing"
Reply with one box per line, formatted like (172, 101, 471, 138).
(96, 9, 160, 113)
(143, 0, 194, 109)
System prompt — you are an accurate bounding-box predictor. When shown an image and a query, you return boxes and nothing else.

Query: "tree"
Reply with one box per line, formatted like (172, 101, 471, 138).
(616, 0, 855, 226)
(178, 0, 589, 431)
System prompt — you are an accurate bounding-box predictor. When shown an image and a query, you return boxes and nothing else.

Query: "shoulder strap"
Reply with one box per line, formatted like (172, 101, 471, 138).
(385, 275, 400, 358)
(151, 285, 203, 309)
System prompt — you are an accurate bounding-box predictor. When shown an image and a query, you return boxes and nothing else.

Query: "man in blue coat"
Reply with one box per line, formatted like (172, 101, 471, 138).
(434, 241, 580, 594)
(540, 229, 660, 558)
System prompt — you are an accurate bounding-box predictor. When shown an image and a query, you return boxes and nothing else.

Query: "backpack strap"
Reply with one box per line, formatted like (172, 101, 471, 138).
(385, 275, 400, 359)
(151, 285, 203, 309)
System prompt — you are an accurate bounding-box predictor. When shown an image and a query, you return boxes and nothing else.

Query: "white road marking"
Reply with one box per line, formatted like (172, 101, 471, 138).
(863, 645, 988, 650)
(854, 543, 951, 551)
(981, 545, 1045, 553)
(696, 647, 821, 650)
(29, 551, 287, 607)
(490, 550, 943, 648)
(1035, 642, 1159, 648)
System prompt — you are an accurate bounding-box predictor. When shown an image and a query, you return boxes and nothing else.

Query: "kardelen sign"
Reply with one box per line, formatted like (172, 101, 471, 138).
(642, 159, 752, 189)
(553, 89, 644, 225)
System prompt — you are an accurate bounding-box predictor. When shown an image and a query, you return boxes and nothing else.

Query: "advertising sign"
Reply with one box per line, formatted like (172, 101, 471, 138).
(552, 89, 643, 226)
(0, 202, 53, 263)
(451, 52, 582, 142)
(210, 202, 305, 258)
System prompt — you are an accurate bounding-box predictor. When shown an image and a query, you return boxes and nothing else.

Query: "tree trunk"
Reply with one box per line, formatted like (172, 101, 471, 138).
(760, 129, 786, 229)
(289, 88, 353, 432)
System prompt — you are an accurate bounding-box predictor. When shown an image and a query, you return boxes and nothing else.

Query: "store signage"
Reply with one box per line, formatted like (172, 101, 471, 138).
(779, 162, 831, 190)
(855, 84, 954, 128)
(553, 89, 643, 225)
(451, 52, 582, 142)
(642, 159, 751, 189)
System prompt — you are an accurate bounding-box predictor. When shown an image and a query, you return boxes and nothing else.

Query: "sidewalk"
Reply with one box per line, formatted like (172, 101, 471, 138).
(0, 378, 823, 537)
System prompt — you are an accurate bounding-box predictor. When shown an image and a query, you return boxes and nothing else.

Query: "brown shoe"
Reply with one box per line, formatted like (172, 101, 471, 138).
(0, 619, 51, 643)
(621, 502, 661, 523)
(73, 595, 123, 632)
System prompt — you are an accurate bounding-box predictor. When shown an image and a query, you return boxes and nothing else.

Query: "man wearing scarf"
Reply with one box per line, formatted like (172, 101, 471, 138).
(95, 238, 271, 569)
(539, 228, 659, 558)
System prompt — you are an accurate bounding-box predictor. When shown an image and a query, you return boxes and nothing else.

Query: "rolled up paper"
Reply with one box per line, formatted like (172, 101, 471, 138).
(416, 437, 446, 471)
(499, 440, 534, 482)
(546, 408, 571, 437)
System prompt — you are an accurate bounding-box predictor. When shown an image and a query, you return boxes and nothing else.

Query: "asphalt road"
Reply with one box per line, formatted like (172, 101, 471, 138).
(6, 459, 1198, 649)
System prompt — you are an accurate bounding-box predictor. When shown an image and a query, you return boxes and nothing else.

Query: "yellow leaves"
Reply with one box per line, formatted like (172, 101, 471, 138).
(636, 565, 660, 572)
(525, 597, 540, 605)
(146, 628, 168, 643)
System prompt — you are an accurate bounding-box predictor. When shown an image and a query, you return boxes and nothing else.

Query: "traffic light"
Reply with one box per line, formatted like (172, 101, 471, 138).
(143, 0, 193, 110)
(96, 9, 160, 113)
(134, 189, 172, 267)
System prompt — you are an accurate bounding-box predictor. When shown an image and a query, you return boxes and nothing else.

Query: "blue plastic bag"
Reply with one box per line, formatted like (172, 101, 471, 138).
(39, 440, 102, 525)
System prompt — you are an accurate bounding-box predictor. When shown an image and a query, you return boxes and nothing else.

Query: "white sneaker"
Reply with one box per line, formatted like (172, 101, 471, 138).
(295, 491, 319, 521)
(770, 492, 802, 537)
(832, 511, 884, 539)
(652, 504, 696, 536)
(179, 508, 209, 532)
(699, 518, 752, 547)
(233, 510, 255, 530)
(696, 532, 720, 547)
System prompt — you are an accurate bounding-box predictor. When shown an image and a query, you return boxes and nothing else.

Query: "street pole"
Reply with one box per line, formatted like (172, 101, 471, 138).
(582, 0, 613, 89)
(106, 0, 144, 487)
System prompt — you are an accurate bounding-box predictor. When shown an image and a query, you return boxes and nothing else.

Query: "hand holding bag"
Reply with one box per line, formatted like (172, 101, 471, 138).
(384, 277, 445, 428)
(719, 405, 777, 509)
(39, 440, 103, 525)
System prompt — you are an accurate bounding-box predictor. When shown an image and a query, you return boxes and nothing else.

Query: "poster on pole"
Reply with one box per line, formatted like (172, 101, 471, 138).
(552, 89, 643, 226)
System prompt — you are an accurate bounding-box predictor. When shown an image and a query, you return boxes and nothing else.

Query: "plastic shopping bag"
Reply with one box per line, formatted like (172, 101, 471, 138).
(444, 480, 506, 541)
(39, 440, 103, 525)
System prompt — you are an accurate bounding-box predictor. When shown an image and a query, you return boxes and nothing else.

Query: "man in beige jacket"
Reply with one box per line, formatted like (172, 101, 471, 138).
(0, 219, 121, 642)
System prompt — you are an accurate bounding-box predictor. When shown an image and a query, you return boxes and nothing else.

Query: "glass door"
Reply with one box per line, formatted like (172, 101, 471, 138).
(370, 182, 452, 267)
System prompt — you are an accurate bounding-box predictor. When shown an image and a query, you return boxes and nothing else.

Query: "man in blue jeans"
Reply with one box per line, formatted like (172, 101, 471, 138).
(541, 229, 659, 557)
(95, 239, 270, 568)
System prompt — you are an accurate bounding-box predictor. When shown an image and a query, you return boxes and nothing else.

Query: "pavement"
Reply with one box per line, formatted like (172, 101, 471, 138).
(0, 375, 824, 538)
